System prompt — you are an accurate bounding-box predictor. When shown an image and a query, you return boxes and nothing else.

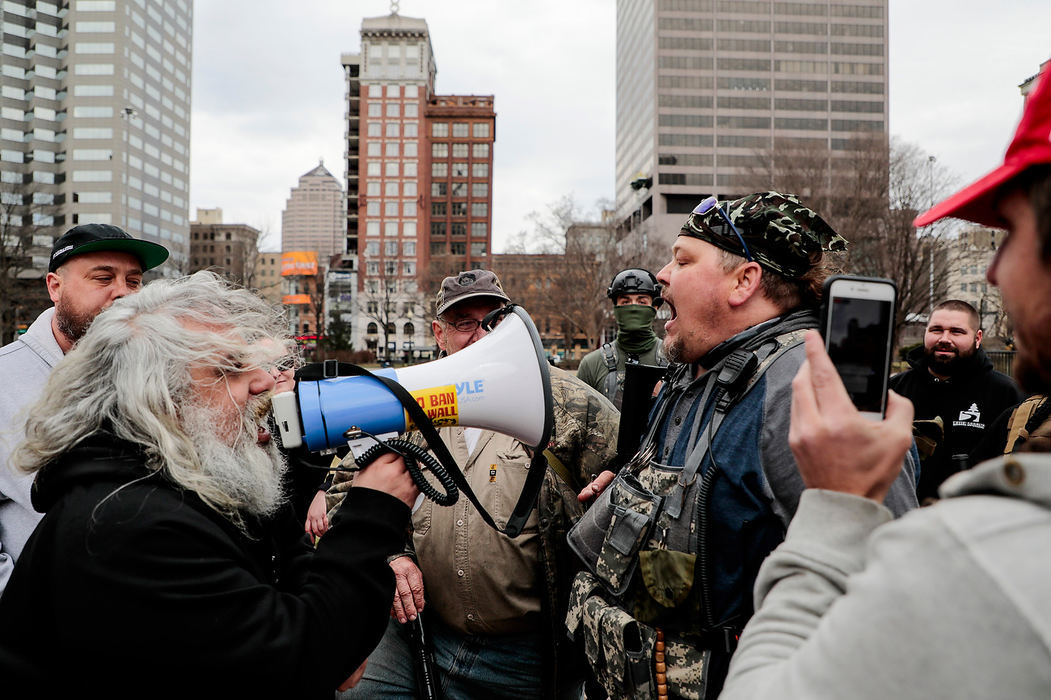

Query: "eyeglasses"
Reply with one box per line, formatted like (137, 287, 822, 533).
(439, 316, 498, 333)
(263, 356, 297, 374)
(693, 196, 753, 262)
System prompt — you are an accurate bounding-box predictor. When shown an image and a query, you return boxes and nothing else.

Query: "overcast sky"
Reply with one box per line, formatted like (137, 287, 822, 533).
(189, 0, 1051, 253)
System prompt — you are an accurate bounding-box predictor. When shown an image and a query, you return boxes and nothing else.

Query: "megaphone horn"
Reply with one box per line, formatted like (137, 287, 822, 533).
(274, 309, 551, 452)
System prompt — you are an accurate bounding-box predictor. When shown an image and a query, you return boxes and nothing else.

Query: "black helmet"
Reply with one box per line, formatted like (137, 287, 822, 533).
(607, 268, 662, 307)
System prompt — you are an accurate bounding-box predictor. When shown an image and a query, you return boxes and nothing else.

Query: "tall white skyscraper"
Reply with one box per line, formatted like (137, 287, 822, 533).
(616, 0, 888, 250)
(0, 0, 193, 274)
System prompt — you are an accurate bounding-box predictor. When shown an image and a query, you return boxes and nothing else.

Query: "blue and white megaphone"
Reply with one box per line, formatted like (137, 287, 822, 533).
(272, 309, 550, 455)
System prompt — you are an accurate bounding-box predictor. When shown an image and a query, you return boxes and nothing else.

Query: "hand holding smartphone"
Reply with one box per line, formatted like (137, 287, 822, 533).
(819, 276, 897, 420)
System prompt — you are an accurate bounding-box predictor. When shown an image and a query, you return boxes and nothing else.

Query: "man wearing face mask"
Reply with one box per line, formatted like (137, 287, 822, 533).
(577, 268, 668, 410)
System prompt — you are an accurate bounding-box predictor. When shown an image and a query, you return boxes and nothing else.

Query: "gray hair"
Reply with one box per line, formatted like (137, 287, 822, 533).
(14, 271, 291, 520)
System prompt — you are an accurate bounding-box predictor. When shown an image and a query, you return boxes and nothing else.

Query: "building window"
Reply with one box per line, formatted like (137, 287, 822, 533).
(432, 162, 447, 177)
(385, 222, 399, 236)
(404, 142, 418, 157)
(471, 202, 488, 217)
(431, 182, 447, 197)
(472, 163, 489, 178)
(405, 103, 418, 118)
(451, 202, 467, 217)
(452, 143, 468, 158)
(385, 182, 399, 197)
(386, 102, 400, 117)
(404, 161, 417, 177)
(432, 143, 448, 158)
(368, 103, 382, 117)
(432, 202, 447, 217)
(367, 162, 381, 176)
(404, 122, 418, 137)
(451, 163, 468, 178)
(471, 242, 487, 256)
(472, 143, 489, 158)
(385, 201, 399, 216)
(431, 222, 447, 237)
(368, 122, 381, 137)
(451, 223, 466, 237)
(472, 183, 488, 197)
(367, 221, 380, 236)
(403, 240, 416, 255)
(451, 182, 467, 197)
(385, 142, 399, 157)
(385, 122, 399, 137)
(385, 161, 399, 176)
(432, 122, 448, 137)
(472, 123, 490, 138)
(452, 123, 469, 137)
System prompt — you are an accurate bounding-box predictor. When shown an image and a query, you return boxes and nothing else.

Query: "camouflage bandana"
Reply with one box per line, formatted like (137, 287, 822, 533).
(679, 191, 847, 278)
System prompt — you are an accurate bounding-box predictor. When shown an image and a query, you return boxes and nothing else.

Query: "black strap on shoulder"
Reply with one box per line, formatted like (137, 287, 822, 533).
(296, 305, 553, 538)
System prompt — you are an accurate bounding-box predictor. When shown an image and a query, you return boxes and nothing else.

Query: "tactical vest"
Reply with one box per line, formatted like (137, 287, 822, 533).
(566, 328, 806, 700)
(601, 341, 668, 409)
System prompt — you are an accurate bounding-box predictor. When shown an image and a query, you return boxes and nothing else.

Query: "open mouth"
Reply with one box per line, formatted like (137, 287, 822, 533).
(664, 298, 678, 321)
(257, 423, 272, 445)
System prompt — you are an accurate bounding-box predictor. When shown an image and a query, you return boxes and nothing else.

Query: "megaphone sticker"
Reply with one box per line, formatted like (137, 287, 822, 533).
(408, 384, 460, 428)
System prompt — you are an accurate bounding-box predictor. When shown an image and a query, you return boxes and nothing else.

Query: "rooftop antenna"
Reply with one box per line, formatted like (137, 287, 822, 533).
(391, 1, 399, 15)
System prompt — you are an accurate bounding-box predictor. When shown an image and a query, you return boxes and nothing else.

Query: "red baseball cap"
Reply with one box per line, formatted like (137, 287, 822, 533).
(915, 62, 1051, 228)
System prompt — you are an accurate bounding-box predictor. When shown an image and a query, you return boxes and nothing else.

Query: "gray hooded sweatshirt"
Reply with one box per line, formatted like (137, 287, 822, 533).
(721, 452, 1051, 699)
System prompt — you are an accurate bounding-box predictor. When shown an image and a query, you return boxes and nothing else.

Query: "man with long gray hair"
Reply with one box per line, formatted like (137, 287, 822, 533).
(0, 271, 418, 698)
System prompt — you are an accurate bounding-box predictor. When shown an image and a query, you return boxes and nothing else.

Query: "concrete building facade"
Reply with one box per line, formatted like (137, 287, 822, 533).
(615, 0, 888, 251)
(188, 207, 260, 288)
(281, 161, 344, 260)
(0, 0, 192, 274)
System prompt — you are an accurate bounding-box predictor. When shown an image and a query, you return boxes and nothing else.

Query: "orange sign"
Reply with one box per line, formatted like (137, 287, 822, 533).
(281, 251, 318, 276)
(282, 294, 311, 305)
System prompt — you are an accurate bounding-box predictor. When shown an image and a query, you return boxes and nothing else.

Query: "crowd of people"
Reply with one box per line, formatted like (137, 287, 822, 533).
(0, 62, 1049, 700)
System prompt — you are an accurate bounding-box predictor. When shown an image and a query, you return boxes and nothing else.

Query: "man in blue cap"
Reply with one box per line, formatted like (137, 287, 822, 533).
(0, 224, 168, 595)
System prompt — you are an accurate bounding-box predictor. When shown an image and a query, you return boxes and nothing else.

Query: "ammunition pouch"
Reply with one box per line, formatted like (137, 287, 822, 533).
(567, 471, 663, 596)
(567, 571, 712, 700)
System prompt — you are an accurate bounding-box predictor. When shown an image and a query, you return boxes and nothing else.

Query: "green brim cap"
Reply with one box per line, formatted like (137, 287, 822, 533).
(680, 191, 847, 278)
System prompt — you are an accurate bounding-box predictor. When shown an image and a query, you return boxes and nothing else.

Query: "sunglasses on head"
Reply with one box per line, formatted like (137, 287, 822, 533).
(693, 196, 753, 262)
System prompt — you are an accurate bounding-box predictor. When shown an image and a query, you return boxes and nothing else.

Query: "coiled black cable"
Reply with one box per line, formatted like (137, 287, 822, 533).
(355, 438, 459, 506)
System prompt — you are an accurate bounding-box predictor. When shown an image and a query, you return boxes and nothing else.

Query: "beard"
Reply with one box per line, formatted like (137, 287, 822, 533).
(664, 334, 687, 364)
(54, 295, 97, 345)
(925, 342, 976, 376)
(182, 394, 288, 520)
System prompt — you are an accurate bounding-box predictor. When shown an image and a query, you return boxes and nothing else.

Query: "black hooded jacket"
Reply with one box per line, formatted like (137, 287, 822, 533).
(0, 434, 409, 699)
(889, 346, 1025, 500)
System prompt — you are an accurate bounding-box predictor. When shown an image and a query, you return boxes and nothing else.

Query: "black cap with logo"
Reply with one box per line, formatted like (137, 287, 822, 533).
(48, 223, 170, 273)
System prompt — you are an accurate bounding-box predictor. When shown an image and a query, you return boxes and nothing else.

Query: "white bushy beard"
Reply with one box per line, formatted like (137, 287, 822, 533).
(182, 394, 288, 520)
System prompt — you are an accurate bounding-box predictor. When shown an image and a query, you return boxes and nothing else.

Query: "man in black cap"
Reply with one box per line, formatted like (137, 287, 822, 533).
(567, 193, 918, 699)
(0, 223, 168, 595)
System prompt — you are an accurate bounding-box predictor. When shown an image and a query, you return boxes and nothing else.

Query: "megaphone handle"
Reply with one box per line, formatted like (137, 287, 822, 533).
(353, 437, 460, 507)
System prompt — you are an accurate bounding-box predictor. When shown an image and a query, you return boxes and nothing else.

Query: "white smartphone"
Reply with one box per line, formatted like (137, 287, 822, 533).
(820, 276, 897, 420)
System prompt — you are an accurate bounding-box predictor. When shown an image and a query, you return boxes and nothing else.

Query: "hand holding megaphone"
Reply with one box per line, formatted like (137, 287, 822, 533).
(350, 449, 420, 510)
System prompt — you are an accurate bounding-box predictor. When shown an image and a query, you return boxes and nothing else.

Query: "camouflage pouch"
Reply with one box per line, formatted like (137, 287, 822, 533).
(638, 549, 696, 609)
(567, 470, 664, 596)
(595, 472, 664, 596)
(580, 590, 658, 699)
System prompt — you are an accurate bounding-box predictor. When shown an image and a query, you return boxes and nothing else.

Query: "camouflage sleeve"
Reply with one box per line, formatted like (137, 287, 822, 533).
(547, 366, 620, 489)
(324, 452, 357, 516)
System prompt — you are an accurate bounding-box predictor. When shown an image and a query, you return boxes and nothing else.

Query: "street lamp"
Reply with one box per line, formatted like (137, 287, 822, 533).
(926, 155, 936, 316)
(119, 107, 138, 230)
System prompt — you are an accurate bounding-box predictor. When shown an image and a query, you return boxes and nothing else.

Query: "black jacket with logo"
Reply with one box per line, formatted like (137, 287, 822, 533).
(890, 346, 1025, 500)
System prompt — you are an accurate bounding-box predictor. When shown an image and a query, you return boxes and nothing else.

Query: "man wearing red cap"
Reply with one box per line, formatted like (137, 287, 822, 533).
(720, 63, 1051, 699)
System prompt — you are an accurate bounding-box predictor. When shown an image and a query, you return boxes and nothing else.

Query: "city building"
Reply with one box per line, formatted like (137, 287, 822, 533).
(615, 0, 888, 251)
(945, 226, 1009, 342)
(342, 10, 495, 357)
(254, 251, 284, 307)
(281, 161, 345, 260)
(188, 208, 260, 287)
(0, 0, 192, 275)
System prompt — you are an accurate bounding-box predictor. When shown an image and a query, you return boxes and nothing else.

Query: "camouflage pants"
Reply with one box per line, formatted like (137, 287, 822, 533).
(566, 572, 711, 700)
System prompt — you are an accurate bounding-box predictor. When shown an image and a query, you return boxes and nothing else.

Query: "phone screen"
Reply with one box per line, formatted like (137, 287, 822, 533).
(826, 296, 893, 414)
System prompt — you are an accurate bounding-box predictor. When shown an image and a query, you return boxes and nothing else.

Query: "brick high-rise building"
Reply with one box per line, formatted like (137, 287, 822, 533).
(341, 11, 495, 356)
(615, 0, 888, 251)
